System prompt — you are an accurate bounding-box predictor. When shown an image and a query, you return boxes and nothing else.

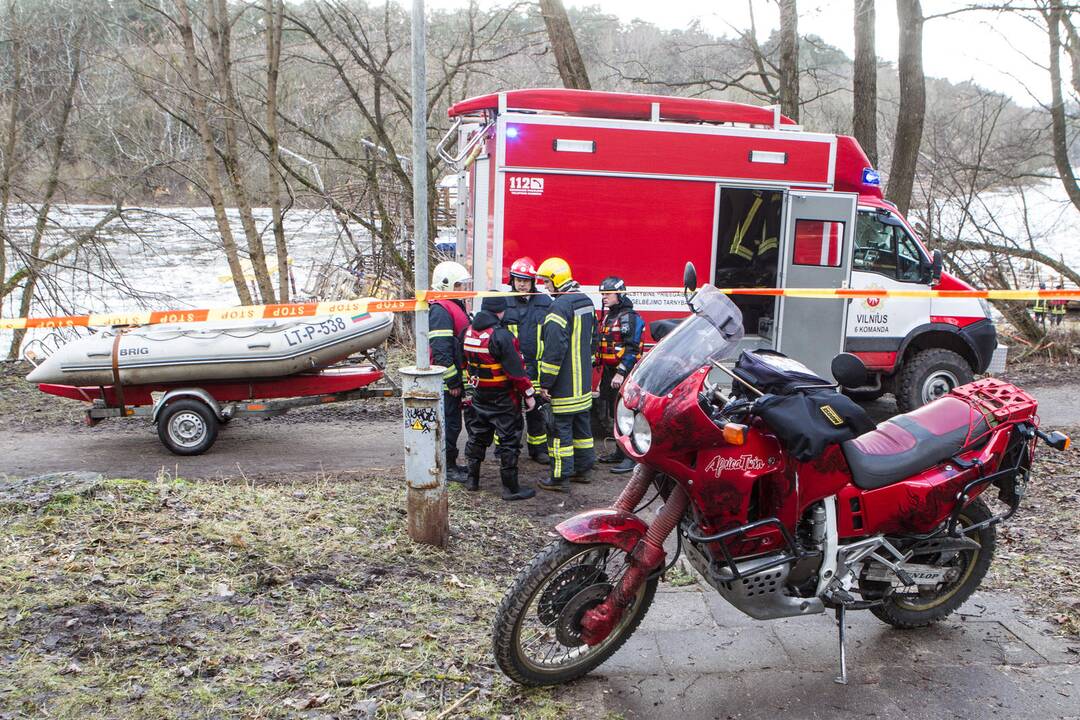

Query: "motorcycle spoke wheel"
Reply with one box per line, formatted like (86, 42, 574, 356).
(493, 540, 657, 686)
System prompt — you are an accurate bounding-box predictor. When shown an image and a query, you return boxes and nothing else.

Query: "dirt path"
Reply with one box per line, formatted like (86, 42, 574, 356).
(3, 381, 1078, 481)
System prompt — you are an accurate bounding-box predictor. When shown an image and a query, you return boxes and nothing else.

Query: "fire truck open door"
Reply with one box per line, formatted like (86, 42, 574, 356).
(775, 191, 858, 380)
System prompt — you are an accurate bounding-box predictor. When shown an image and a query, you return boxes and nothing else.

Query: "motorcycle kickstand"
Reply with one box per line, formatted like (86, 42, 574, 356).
(834, 604, 848, 685)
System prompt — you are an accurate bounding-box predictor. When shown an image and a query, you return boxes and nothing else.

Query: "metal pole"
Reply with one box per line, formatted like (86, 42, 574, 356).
(401, 0, 448, 548)
(412, 0, 429, 369)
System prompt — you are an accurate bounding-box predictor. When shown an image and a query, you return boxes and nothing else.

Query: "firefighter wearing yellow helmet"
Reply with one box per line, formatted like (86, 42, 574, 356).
(534, 257, 598, 491)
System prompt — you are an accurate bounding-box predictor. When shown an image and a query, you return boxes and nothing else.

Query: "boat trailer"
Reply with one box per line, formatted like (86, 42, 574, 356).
(35, 365, 401, 455)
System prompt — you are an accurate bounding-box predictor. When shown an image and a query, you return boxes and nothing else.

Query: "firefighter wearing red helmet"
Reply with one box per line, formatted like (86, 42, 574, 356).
(502, 256, 553, 465)
(594, 276, 645, 474)
(535, 257, 598, 492)
(461, 296, 538, 501)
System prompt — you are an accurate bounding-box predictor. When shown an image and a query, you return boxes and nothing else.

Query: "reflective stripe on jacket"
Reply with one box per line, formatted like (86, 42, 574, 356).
(429, 299, 470, 389)
(597, 303, 644, 375)
(464, 310, 534, 399)
(539, 285, 597, 415)
(503, 292, 551, 381)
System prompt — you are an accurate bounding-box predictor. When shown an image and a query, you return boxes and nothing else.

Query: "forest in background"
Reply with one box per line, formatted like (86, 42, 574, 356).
(1, 0, 1079, 356)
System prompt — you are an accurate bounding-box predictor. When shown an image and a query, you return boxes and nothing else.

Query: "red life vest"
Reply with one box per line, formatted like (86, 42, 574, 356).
(429, 299, 470, 366)
(463, 326, 512, 390)
(597, 311, 626, 367)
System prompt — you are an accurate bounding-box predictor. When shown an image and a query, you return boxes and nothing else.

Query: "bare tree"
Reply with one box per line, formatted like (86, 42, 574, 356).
(264, 0, 289, 302)
(887, 0, 925, 215)
(6, 19, 86, 357)
(1045, 4, 1080, 213)
(853, 0, 878, 165)
(173, 0, 254, 305)
(0, 0, 20, 319)
(778, 0, 800, 121)
(538, 0, 591, 90)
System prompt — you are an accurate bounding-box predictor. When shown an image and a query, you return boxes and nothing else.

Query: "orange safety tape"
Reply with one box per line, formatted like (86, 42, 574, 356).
(1, 287, 1077, 331)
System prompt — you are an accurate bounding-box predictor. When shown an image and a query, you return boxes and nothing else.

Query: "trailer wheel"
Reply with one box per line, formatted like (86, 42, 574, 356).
(157, 399, 219, 456)
(896, 349, 973, 413)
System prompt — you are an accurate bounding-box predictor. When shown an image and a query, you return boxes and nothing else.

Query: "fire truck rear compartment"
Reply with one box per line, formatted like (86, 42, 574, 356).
(714, 187, 784, 346)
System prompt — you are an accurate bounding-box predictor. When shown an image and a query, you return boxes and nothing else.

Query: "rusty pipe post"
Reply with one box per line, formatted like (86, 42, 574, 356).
(401, 366, 448, 546)
(401, 0, 447, 547)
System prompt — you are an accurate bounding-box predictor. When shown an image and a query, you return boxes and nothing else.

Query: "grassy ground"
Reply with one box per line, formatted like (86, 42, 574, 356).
(986, 425, 1080, 639)
(0, 470, 602, 719)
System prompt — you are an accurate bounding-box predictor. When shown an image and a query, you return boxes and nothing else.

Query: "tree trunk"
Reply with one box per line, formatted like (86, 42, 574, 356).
(1045, 7, 1080, 214)
(208, 0, 276, 303)
(538, 0, 591, 90)
(887, 0, 925, 215)
(174, 0, 252, 307)
(264, 0, 289, 302)
(8, 26, 82, 358)
(0, 0, 21, 320)
(778, 0, 800, 122)
(853, 0, 878, 166)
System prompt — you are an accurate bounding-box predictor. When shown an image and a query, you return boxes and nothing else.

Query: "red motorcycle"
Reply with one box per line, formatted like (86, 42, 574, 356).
(493, 264, 1070, 686)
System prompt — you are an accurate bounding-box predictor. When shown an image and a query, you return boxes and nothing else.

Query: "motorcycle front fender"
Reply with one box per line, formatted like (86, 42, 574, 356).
(555, 508, 647, 554)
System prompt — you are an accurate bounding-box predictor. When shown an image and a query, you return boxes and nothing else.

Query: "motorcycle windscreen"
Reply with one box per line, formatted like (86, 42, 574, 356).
(631, 285, 744, 396)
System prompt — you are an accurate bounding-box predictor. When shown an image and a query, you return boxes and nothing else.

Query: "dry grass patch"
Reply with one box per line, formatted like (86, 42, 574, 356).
(0, 471, 592, 719)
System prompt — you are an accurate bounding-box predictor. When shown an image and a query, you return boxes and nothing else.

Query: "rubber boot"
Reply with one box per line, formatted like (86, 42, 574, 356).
(500, 456, 535, 501)
(611, 457, 636, 474)
(570, 470, 593, 484)
(529, 446, 551, 465)
(447, 448, 467, 484)
(597, 439, 621, 464)
(465, 458, 481, 492)
(539, 477, 569, 493)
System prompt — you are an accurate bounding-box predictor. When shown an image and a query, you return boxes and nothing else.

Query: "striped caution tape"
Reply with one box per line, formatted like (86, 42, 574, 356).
(1, 286, 1077, 330)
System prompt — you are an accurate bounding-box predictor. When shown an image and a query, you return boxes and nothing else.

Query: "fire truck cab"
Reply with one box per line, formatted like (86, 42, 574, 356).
(443, 89, 1005, 411)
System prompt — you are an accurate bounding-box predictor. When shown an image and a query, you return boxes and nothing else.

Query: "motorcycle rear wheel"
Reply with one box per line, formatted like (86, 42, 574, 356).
(493, 539, 657, 686)
(868, 497, 996, 629)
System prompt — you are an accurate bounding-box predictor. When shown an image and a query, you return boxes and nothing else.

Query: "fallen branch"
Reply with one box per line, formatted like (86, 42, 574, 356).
(435, 687, 479, 720)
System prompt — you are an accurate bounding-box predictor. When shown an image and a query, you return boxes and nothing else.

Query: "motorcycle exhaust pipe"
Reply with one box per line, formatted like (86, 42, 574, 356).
(613, 464, 656, 513)
(580, 485, 689, 646)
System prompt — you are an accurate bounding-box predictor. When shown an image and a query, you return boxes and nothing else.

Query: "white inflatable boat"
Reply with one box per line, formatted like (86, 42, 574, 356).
(26, 310, 393, 387)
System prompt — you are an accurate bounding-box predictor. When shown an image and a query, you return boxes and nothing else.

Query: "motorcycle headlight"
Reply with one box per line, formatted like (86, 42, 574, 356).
(615, 398, 635, 436)
(631, 412, 652, 454)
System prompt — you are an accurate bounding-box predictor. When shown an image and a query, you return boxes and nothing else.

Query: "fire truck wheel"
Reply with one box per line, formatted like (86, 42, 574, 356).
(157, 399, 219, 456)
(895, 348, 973, 412)
(866, 498, 995, 629)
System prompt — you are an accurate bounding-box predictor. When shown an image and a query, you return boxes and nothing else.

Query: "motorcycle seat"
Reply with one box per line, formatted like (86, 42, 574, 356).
(841, 396, 990, 490)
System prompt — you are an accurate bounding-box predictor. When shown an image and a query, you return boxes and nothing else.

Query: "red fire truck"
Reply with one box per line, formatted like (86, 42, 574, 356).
(441, 88, 1005, 411)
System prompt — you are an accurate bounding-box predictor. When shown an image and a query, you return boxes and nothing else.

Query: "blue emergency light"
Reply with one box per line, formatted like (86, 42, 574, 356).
(862, 168, 881, 186)
(506, 127, 519, 138)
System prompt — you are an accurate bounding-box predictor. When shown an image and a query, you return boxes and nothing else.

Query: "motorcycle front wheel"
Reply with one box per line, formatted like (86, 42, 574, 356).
(866, 497, 996, 629)
(493, 539, 657, 686)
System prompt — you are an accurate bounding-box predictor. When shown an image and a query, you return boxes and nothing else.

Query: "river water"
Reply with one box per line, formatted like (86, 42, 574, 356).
(2, 180, 1078, 355)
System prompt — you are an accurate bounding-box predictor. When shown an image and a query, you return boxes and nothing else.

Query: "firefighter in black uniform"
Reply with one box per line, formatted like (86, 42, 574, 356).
(594, 276, 645, 474)
(429, 260, 472, 483)
(502, 256, 552, 464)
(462, 296, 538, 501)
(535, 257, 598, 492)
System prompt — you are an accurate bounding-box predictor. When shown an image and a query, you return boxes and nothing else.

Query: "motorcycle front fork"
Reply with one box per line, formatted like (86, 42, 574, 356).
(579, 466, 689, 646)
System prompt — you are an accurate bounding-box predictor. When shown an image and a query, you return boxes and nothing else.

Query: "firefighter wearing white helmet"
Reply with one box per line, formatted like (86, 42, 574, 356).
(535, 257, 598, 492)
(429, 260, 472, 482)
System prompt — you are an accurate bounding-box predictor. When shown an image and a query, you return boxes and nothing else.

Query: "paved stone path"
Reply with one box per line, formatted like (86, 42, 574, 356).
(577, 582, 1080, 719)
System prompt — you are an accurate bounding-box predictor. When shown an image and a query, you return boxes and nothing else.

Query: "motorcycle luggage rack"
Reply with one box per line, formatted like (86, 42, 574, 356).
(684, 517, 809, 581)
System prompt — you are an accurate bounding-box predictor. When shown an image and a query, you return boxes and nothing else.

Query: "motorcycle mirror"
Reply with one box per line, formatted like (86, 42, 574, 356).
(831, 352, 868, 388)
(683, 262, 698, 294)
